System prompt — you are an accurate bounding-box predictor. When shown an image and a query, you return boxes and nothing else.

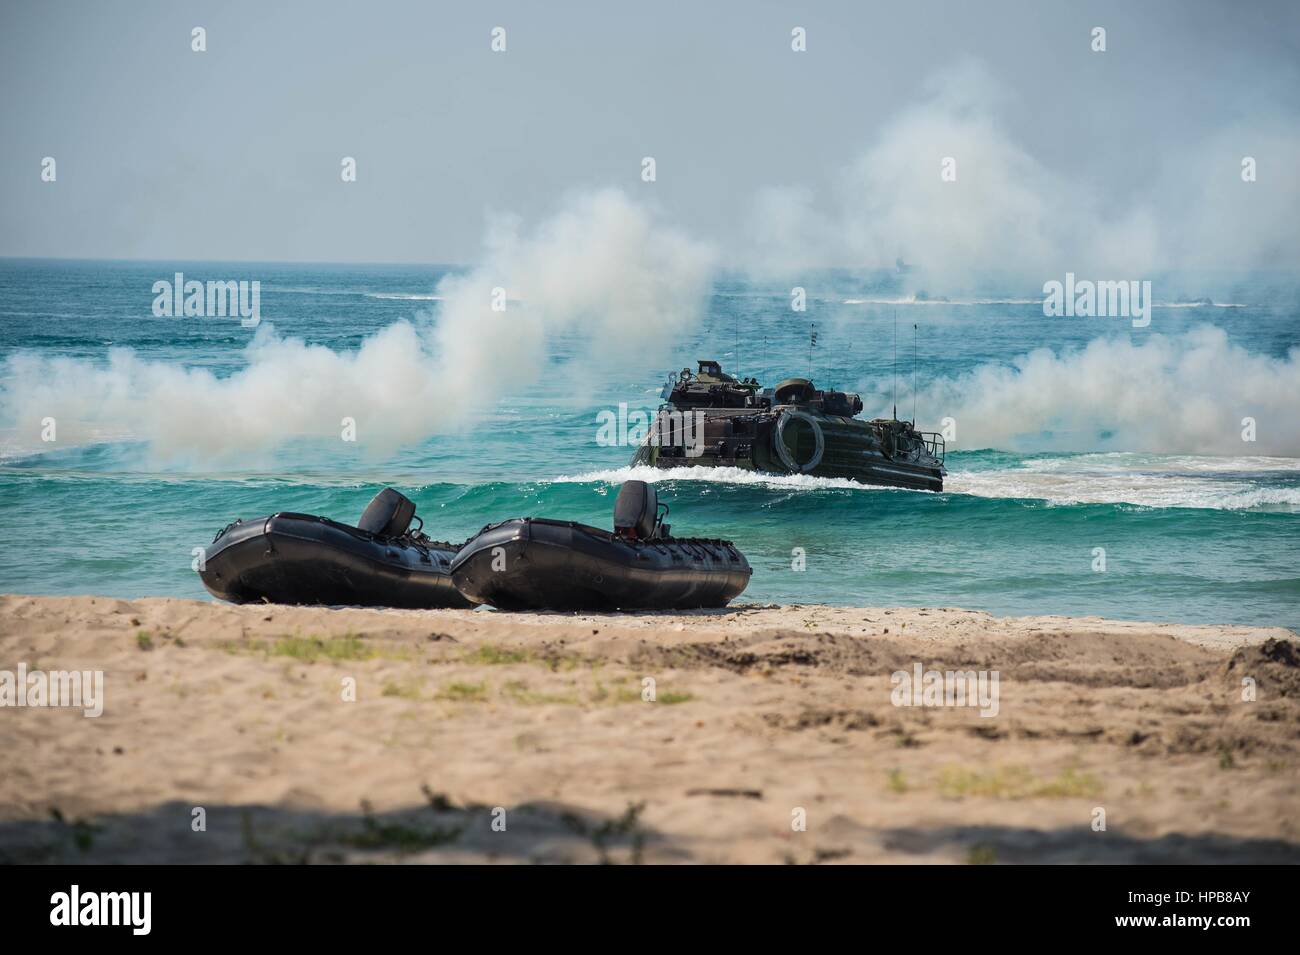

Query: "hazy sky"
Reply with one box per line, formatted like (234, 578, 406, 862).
(2, 0, 1297, 266)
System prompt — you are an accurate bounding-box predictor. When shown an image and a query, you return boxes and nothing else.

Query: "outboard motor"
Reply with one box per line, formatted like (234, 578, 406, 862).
(357, 488, 417, 538)
(613, 480, 666, 539)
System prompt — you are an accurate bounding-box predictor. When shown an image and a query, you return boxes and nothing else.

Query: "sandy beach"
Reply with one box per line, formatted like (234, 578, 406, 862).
(1, 594, 1297, 864)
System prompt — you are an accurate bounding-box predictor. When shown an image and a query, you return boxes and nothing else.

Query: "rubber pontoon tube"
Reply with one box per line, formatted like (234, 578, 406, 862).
(772, 409, 825, 473)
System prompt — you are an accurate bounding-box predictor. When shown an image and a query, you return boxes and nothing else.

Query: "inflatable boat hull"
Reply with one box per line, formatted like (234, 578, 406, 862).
(450, 518, 751, 611)
(200, 512, 471, 609)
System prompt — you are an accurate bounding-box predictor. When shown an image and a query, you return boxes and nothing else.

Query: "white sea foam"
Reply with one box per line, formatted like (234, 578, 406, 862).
(262, 287, 444, 301)
(947, 467, 1300, 511)
(262, 286, 364, 296)
(843, 296, 1040, 306)
(560, 457, 1300, 511)
(1017, 452, 1300, 475)
(840, 297, 1246, 308)
(967, 452, 1300, 509)
(1159, 301, 1247, 309)
(554, 465, 879, 493)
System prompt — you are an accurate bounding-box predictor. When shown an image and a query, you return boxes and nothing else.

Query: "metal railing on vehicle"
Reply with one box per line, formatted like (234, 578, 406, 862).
(916, 432, 945, 464)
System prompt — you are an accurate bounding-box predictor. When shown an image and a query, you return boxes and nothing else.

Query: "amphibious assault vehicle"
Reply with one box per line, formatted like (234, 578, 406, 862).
(630, 360, 946, 491)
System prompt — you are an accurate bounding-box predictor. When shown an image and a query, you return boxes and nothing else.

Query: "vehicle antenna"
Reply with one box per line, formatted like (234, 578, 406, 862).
(892, 310, 898, 421)
(912, 322, 918, 425)
(808, 322, 817, 379)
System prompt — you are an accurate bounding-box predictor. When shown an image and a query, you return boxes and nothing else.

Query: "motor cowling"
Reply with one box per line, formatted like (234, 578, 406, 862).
(613, 480, 658, 539)
(358, 488, 417, 537)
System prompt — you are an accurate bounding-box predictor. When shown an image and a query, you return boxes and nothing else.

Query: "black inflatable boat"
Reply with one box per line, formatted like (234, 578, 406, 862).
(200, 488, 472, 609)
(450, 481, 751, 611)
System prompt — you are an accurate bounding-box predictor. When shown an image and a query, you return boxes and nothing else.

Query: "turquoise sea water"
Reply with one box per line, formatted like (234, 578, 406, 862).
(1, 258, 1297, 628)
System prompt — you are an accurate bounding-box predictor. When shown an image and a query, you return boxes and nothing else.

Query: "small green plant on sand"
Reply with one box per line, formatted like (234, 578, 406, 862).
(1217, 743, 1236, 770)
(657, 690, 694, 705)
(269, 634, 373, 662)
(222, 633, 376, 663)
(463, 644, 531, 665)
(501, 680, 579, 706)
(338, 800, 463, 852)
(561, 802, 647, 865)
(437, 681, 488, 702)
(887, 769, 908, 794)
(381, 681, 423, 701)
(967, 844, 997, 865)
(938, 765, 1101, 800)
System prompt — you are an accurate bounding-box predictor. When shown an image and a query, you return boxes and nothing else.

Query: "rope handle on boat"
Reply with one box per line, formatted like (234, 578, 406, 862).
(212, 518, 243, 544)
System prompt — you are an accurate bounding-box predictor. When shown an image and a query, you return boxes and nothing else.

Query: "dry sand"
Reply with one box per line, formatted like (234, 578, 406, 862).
(1, 593, 1298, 864)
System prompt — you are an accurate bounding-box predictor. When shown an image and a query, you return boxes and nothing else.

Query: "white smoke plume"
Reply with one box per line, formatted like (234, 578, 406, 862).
(739, 59, 1298, 283)
(911, 325, 1300, 456)
(430, 188, 716, 415)
(0, 190, 715, 461)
